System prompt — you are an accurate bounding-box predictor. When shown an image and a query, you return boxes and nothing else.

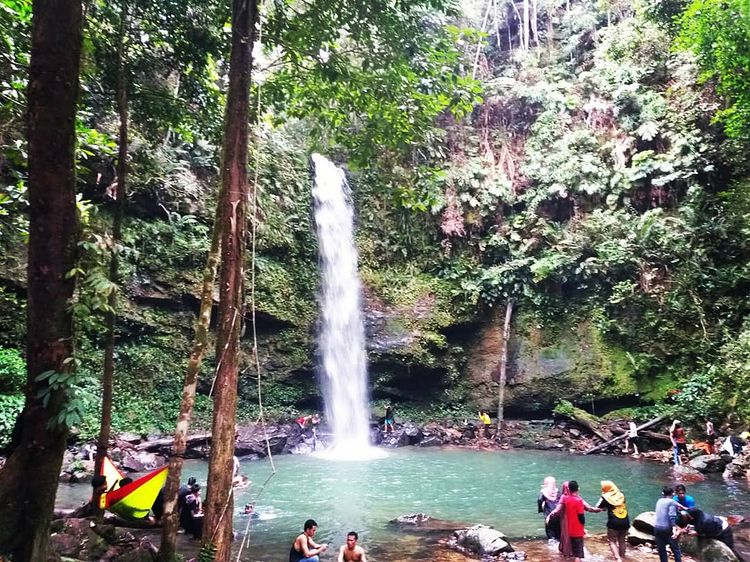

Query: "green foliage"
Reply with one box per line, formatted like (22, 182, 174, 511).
(83, 0, 229, 144)
(677, 0, 750, 140)
(264, 3, 480, 169)
(198, 543, 216, 562)
(0, 287, 24, 348)
(379, 399, 474, 424)
(706, 321, 750, 421)
(0, 394, 23, 447)
(554, 400, 604, 428)
(34, 358, 97, 431)
(0, 0, 31, 134)
(0, 347, 24, 393)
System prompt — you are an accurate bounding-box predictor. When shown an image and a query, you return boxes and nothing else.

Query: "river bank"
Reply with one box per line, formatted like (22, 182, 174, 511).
(54, 415, 741, 484)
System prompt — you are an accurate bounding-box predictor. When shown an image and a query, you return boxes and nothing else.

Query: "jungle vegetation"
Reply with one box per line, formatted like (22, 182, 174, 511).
(0, 0, 750, 557)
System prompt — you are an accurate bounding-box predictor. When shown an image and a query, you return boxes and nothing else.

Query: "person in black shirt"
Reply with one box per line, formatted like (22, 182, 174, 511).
(596, 480, 630, 562)
(677, 508, 734, 551)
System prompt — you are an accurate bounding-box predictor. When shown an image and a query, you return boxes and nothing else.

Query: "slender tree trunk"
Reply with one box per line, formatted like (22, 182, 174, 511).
(522, 0, 530, 50)
(531, 0, 539, 47)
(507, 4, 513, 52)
(492, 0, 501, 48)
(510, 1, 524, 50)
(157, 203, 222, 562)
(0, 0, 82, 559)
(95, 0, 128, 492)
(495, 298, 514, 434)
(547, 12, 554, 53)
(472, 0, 493, 79)
(201, 0, 256, 560)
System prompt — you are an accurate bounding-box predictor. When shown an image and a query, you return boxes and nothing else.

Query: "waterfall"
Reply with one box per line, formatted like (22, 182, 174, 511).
(311, 154, 371, 454)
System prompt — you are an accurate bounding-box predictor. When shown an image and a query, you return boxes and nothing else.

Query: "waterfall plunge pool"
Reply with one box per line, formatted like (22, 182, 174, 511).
(57, 448, 750, 560)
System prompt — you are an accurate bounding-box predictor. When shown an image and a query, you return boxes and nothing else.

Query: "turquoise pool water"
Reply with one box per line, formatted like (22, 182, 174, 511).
(57, 448, 750, 560)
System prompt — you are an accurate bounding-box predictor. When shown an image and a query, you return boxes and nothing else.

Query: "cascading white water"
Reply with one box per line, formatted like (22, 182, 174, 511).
(311, 153, 371, 455)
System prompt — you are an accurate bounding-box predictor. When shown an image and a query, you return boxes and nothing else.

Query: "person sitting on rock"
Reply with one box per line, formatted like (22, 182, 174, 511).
(673, 484, 695, 508)
(676, 507, 734, 551)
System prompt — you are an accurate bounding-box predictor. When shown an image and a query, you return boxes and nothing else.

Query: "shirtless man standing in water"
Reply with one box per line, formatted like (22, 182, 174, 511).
(338, 531, 367, 562)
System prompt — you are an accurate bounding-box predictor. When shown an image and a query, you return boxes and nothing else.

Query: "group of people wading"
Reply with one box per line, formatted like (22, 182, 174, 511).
(538, 477, 737, 562)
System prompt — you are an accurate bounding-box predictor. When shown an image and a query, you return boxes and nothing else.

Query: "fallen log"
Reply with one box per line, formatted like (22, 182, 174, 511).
(555, 402, 610, 441)
(584, 415, 666, 455)
(134, 431, 211, 452)
(641, 430, 671, 444)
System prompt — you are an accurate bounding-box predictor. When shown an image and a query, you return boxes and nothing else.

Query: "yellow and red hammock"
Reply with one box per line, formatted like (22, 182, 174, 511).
(98, 457, 168, 520)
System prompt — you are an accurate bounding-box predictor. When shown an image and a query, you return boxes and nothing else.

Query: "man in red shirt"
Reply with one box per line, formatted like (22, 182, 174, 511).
(546, 480, 602, 561)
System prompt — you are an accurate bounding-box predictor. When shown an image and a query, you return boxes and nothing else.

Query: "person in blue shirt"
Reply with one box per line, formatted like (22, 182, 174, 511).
(673, 484, 696, 508)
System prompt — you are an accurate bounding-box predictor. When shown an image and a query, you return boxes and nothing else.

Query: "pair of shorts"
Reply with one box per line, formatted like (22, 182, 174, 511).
(570, 537, 585, 558)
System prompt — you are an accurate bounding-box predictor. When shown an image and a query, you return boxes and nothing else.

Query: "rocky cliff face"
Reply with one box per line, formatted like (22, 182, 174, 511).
(0, 252, 646, 431)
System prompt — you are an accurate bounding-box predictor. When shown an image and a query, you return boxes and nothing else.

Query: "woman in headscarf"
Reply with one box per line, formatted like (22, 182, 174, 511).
(678, 507, 735, 551)
(537, 476, 561, 541)
(596, 480, 630, 562)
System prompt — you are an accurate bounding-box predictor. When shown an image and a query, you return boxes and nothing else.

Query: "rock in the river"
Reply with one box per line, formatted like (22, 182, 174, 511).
(50, 519, 114, 560)
(453, 524, 512, 555)
(235, 424, 290, 456)
(633, 511, 656, 534)
(391, 513, 431, 526)
(627, 525, 655, 545)
(50, 518, 158, 561)
(397, 423, 424, 446)
(679, 534, 740, 562)
(672, 464, 706, 481)
(419, 436, 443, 447)
(689, 454, 726, 473)
(121, 451, 159, 472)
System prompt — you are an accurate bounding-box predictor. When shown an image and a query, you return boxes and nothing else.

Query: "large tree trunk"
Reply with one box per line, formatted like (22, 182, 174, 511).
(0, 0, 82, 559)
(95, 0, 128, 492)
(157, 203, 222, 562)
(201, 0, 256, 560)
(495, 298, 514, 432)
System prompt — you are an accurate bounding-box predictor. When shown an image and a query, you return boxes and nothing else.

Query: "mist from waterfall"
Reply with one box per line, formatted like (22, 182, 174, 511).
(311, 153, 373, 457)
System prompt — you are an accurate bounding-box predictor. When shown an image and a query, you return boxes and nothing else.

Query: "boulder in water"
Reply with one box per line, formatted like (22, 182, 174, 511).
(391, 513, 431, 526)
(397, 423, 424, 446)
(633, 511, 656, 534)
(121, 450, 159, 472)
(627, 525, 655, 545)
(672, 463, 706, 481)
(419, 436, 443, 447)
(453, 524, 512, 555)
(679, 534, 740, 562)
(689, 454, 726, 473)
